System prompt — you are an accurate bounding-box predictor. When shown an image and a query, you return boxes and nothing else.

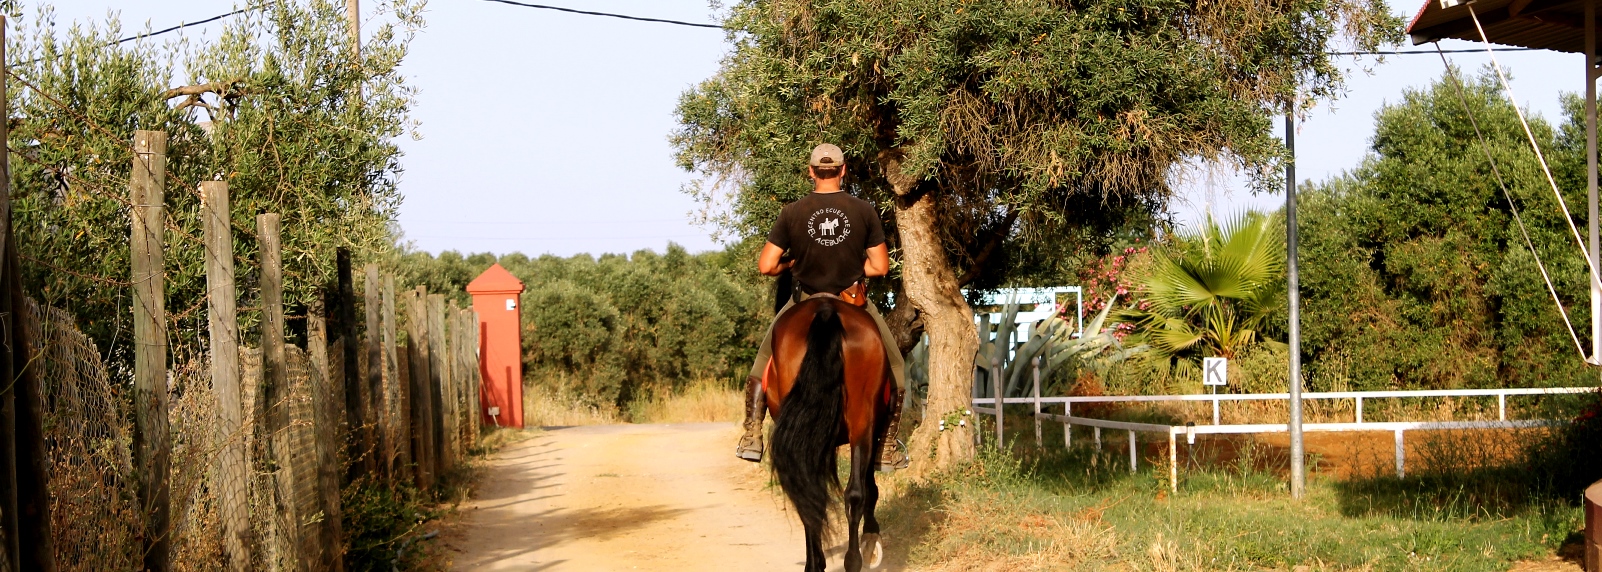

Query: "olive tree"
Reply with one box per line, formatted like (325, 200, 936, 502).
(675, 0, 1400, 472)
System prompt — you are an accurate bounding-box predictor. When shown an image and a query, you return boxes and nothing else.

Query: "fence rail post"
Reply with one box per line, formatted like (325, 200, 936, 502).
(1394, 429, 1406, 479)
(991, 357, 1003, 447)
(1031, 357, 1042, 448)
(201, 181, 249, 570)
(1128, 430, 1137, 474)
(132, 130, 171, 572)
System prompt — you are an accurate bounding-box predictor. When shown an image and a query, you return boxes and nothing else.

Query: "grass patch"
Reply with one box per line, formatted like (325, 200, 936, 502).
(878, 438, 1584, 571)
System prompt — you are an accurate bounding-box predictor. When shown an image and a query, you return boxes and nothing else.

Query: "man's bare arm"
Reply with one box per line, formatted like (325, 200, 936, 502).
(864, 243, 889, 278)
(758, 242, 791, 276)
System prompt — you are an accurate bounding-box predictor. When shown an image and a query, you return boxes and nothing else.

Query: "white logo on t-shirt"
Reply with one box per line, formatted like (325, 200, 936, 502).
(806, 208, 851, 246)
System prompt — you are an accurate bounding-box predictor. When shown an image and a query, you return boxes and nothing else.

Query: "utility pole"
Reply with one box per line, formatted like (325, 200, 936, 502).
(347, 0, 360, 60)
(1286, 110, 1305, 499)
(1586, 0, 1599, 370)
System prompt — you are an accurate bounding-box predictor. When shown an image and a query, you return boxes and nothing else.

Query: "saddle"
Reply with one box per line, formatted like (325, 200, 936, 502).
(805, 282, 867, 307)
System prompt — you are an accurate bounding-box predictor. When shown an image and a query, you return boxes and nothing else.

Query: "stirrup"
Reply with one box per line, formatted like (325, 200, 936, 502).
(877, 440, 909, 472)
(736, 425, 764, 462)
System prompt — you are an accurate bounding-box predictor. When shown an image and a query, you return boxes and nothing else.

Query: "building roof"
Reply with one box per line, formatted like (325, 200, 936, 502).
(1408, 0, 1597, 53)
(466, 263, 526, 294)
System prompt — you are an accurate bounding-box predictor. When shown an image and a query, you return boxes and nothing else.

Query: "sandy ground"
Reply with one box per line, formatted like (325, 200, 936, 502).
(444, 423, 890, 572)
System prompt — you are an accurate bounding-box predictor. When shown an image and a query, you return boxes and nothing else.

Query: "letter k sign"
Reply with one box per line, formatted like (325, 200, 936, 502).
(1203, 357, 1228, 387)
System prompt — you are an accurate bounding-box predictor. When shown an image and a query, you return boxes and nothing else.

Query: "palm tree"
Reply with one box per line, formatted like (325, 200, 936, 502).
(1117, 211, 1286, 374)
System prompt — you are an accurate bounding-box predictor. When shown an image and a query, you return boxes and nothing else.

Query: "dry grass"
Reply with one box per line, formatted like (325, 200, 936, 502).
(521, 383, 622, 427)
(630, 379, 743, 424)
(522, 378, 743, 426)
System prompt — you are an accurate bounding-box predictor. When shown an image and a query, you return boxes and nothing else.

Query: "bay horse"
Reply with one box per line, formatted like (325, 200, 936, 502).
(766, 282, 895, 572)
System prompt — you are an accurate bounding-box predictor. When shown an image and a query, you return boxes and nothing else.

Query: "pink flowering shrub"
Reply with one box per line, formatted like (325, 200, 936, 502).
(1077, 243, 1151, 339)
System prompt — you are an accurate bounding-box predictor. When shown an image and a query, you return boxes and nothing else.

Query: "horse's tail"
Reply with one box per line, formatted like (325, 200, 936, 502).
(771, 301, 845, 540)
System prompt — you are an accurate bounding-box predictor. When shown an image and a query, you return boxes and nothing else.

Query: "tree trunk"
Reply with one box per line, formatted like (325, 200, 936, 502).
(882, 151, 977, 476)
(884, 280, 923, 356)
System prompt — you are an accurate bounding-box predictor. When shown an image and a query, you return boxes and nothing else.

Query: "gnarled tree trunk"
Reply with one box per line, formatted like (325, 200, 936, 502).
(883, 151, 977, 475)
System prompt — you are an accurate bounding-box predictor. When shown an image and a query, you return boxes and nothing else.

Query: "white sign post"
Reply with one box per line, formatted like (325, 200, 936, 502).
(1203, 356, 1227, 425)
(1203, 357, 1228, 387)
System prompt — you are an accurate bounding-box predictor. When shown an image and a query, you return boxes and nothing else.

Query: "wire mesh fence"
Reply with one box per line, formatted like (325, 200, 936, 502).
(26, 278, 484, 570)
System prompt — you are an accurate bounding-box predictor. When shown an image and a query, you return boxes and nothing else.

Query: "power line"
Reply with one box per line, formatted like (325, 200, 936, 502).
(1331, 47, 1539, 56)
(108, 6, 260, 46)
(476, 0, 721, 29)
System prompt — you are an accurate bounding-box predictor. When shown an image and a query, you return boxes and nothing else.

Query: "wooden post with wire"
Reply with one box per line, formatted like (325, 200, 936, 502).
(407, 287, 435, 490)
(131, 130, 171, 572)
(2, 16, 55, 571)
(383, 274, 404, 479)
(428, 293, 453, 474)
(258, 213, 299, 565)
(337, 249, 370, 480)
(202, 181, 249, 570)
(307, 292, 345, 571)
(363, 261, 383, 479)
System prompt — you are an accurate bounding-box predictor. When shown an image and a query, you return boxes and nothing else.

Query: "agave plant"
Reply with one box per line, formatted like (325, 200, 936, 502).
(966, 293, 1136, 398)
(1115, 211, 1286, 375)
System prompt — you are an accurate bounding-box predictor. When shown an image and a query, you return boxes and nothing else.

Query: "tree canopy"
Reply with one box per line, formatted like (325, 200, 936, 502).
(675, 0, 1402, 471)
(1298, 68, 1598, 390)
(11, 0, 422, 365)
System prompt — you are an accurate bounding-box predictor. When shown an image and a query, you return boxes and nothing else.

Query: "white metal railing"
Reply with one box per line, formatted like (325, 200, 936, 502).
(969, 358, 1597, 491)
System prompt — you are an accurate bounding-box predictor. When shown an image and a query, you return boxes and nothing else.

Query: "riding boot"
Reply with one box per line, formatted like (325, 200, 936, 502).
(736, 375, 766, 462)
(878, 389, 910, 472)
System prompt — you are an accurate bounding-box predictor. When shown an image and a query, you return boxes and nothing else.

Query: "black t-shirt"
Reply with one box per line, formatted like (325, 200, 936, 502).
(767, 191, 887, 294)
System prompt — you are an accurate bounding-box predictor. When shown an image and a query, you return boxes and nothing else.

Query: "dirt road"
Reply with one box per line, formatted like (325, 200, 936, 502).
(446, 423, 881, 571)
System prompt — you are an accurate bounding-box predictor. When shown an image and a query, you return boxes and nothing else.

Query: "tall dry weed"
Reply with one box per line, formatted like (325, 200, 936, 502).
(629, 379, 742, 424)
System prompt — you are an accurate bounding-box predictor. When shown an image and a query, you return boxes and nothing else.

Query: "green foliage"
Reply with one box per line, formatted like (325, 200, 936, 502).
(1298, 68, 1596, 390)
(10, 0, 422, 367)
(397, 243, 770, 413)
(675, 0, 1401, 293)
(885, 443, 1578, 570)
(340, 480, 438, 572)
(1116, 211, 1287, 374)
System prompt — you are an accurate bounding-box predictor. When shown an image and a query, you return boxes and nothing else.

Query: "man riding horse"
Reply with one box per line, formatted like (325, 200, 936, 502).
(736, 143, 909, 471)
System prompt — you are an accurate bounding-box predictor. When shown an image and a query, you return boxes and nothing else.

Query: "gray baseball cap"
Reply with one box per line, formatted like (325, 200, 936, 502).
(809, 143, 845, 168)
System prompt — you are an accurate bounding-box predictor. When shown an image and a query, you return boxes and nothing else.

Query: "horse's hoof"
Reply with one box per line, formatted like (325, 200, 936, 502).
(862, 533, 883, 569)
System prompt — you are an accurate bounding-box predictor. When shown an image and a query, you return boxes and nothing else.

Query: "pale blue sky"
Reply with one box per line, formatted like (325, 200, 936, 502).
(34, 0, 1593, 256)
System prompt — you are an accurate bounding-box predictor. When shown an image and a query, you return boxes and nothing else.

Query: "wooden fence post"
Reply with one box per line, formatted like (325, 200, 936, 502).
(0, 19, 16, 565)
(201, 181, 249, 570)
(307, 294, 344, 571)
(406, 287, 435, 490)
(337, 249, 369, 479)
(468, 309, 482, 446)
(428, 294, 452, 475)
(364, 263, 383, 480)
(451, 303, 476, 452)
(1, 18, 54, 572)
(383, 274, 404, 480)
(258, 213, 298, 566)
(131, 130, 171, 572)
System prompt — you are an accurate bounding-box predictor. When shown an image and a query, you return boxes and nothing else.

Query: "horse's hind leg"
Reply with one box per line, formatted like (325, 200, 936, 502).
(861, 469, 883, 568)
(843, 441, 871, 572)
